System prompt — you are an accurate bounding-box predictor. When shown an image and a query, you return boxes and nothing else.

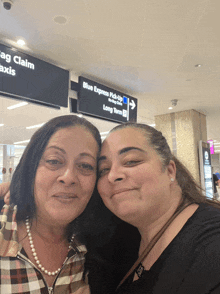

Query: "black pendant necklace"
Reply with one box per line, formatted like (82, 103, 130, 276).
(135, 262, 145, 278)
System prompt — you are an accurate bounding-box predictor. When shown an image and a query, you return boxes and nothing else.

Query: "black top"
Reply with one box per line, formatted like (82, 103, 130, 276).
(85, 215, 140, 294)
(116, 203, 220, 294)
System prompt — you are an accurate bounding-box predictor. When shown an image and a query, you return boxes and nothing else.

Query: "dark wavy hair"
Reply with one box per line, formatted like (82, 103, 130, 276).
(10, 114, 102, 222)
(110, 122, 220, 208)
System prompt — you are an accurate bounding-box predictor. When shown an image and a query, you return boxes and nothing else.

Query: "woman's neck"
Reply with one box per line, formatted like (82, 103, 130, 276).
(32, 217, 68, 244)
(137, 191, 182, 248)
(18, 216, 69, 245)
(17, 217, 71, 288)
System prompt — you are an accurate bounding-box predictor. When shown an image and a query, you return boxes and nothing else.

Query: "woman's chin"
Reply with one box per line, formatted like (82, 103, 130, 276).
(111, 202, 141, 224)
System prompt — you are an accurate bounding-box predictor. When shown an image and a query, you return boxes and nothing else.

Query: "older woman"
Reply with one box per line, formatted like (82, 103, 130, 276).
(97, 122, 220, 294)
(0, 117, 139, 294)
(0, 115, 110, 294)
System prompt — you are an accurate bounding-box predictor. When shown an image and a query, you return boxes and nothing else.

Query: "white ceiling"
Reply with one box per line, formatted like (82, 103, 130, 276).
(0, 0, 220, 151)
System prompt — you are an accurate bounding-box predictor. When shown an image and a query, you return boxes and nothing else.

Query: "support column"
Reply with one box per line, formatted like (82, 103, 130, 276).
(155, 109, 207, 184)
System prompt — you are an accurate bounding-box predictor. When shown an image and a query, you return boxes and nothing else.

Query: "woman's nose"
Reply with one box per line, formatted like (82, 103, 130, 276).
(107, 164, 125, 184)
(58, 167, 78, 185)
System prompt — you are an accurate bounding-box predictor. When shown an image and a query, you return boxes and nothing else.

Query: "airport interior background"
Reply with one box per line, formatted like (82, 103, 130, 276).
(0, 0, 220, 197)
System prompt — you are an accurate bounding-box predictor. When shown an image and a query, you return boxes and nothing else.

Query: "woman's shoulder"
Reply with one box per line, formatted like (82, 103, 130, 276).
(190, 202, 220, 227)
(174, 202, 220, 252)
(163, 202, 220, 257)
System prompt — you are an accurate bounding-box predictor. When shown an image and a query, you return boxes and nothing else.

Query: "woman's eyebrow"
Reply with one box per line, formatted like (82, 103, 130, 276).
(98, 147, 145, 164)
(119, 146, 145, 155)
(46, 147, 96, 160)
(46, 146, 66, 153)
(79, 152, 96, 161)
(98, 155, 106, 164)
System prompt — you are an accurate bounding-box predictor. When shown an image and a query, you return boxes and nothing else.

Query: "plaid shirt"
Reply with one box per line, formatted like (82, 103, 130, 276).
(0, 204, 90, 294)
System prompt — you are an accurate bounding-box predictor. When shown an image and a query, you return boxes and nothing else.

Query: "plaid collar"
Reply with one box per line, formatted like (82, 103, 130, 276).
(0, 204, 20, 257)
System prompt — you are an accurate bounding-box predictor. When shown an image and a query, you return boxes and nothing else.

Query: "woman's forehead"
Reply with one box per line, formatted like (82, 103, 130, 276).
(50, 126, 92, 141)
(47, 126, 98, 153)
(101, 127, 149, 152)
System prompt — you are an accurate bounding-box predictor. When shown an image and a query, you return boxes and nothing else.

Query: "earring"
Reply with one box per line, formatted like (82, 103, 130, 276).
(171, 178, 174, 182)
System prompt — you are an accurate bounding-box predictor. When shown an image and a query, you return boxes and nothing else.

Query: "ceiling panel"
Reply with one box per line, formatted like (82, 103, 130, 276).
(0, 0, 220, 148)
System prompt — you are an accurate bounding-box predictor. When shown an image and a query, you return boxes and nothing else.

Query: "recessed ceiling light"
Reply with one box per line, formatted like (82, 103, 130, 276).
(168, 107, 173, 110)
(7, 102, 28, 109)
(195, 64, 202, 67)
(17, 39, 25, 46)
(0, 124, 4, 127)
(53, 16, 67, 24)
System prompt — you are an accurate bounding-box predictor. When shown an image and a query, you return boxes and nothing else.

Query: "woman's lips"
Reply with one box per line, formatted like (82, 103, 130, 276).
(111, 188, 135, 198)
(53, 193, 78, 201)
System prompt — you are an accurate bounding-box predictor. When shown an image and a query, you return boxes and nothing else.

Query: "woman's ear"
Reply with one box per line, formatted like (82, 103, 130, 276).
(167, 160, 176, 181)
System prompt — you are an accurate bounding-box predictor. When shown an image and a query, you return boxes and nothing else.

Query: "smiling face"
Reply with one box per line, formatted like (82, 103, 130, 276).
(97, 127, 176, 226)
(34, 126, 98, 226)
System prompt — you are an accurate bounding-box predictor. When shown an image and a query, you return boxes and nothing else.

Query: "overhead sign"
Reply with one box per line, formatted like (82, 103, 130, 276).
(78, 76, 137, 123)
(0, 43, 69, 108)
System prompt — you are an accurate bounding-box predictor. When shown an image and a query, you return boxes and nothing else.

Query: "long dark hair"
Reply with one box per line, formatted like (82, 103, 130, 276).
(110, 122, 220, 208)
(9, 115, 138, 293)
(10, 115, 102, 222)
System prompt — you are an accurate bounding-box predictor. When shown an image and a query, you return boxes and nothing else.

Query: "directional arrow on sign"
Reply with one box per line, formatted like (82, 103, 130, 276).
(130, 99, 136, 110)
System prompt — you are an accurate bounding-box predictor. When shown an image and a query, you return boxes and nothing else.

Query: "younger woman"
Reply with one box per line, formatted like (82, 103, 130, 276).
(98, 123, 220, 294)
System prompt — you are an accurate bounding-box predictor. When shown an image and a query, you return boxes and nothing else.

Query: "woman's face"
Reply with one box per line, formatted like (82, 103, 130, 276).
(97, 127, 176, 225)
(34, 126, 98, 226)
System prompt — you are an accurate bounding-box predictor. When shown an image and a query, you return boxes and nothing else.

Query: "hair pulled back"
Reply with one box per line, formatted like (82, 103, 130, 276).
(110, 122, 220, 208)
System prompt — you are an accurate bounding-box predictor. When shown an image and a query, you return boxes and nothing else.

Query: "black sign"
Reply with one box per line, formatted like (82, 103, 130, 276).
(78, 76, 137, 123)
(199, 141, 213, 198)
(202, 146, 211, 166)
(0, 43, 69, 108)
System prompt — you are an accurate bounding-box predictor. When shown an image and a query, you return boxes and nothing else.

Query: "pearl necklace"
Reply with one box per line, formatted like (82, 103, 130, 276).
(25, 217, 74, 276)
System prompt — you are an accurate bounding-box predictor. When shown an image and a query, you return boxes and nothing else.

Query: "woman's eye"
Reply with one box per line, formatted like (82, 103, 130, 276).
(78, 163, 95, 172)
(125, 160, 141, 166)
(46, 159, 61, 165)
(80, 163, 94, 170)
(44, 158, 63, 170)
(98, 168, 110, 177)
